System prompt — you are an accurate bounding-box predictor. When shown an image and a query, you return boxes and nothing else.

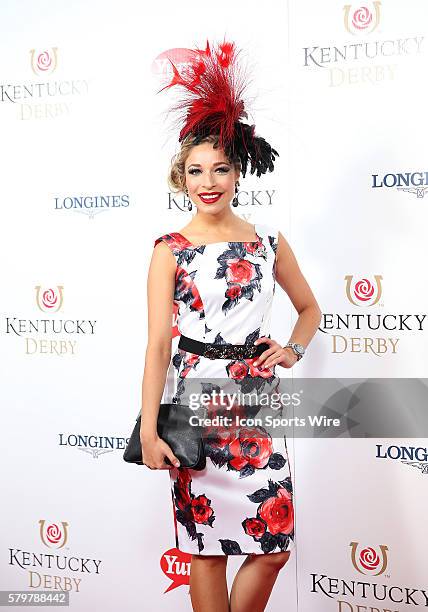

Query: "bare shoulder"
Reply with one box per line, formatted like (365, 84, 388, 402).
(150, 239, 176, 273)
(277, 230, 297, 263)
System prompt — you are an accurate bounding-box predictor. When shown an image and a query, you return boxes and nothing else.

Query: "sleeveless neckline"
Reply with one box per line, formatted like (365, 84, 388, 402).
(172, 223, 262, 249)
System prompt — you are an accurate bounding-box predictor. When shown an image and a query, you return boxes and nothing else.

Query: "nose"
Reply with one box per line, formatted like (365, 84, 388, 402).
(201, 171, 216, 189)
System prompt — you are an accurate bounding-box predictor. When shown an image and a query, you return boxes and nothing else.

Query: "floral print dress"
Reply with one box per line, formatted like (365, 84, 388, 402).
(154, 223, 295, 556)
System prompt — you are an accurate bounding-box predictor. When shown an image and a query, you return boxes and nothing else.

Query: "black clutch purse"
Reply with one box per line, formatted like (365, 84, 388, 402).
(123, 403, 206, 471)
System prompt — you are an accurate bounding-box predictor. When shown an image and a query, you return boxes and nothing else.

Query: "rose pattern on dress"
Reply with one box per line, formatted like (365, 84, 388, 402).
(171, 349, 202, 403)
(219, 478, 294, 555)
(206, 328, 277, 388)
(268, 234, 278, 284)
(204, 424, 287, 479)
(172, 467, 216, 553)
(175, 266, 205, 319)
(154, 225, 294, 556)
(155, 233, 205, 267)
(200, 392, 287, 479)
(172, 349, 201, 379)
(214, 243, 265, 314)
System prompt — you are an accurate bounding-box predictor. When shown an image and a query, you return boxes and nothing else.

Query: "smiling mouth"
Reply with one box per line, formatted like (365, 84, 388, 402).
(198, 193, 223, 203)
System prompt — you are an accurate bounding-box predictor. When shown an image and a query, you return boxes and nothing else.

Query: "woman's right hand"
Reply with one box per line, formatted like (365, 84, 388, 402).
(140, 433, 181, 470)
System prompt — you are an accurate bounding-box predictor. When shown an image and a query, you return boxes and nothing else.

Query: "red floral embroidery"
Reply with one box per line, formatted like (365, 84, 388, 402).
(191, 495, 214, 524)
(242, 479, 294, 553)
(244, 240, 264, 255)
(172, 468, 216, 553)
(228, 361, 249, 380)
(226, 284, 242, 299)
(227, 357, 273, 380)
(175, 266, 204, 316)
(259, 487, 294, 535)
(180, 351, 200, 378)
(225, 259, 258, 285)
(242, 517, 266, 539)
(228, 427, 273, 471)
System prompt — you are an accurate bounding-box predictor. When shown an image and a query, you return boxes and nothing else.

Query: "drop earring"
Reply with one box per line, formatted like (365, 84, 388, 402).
(232, 182, 239, 207)
(184, 187, 192, 211)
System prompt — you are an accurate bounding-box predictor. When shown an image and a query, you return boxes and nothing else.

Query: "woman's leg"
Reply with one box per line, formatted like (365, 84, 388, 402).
(189, 554, 229, 612)
(229, 551, 291, 612)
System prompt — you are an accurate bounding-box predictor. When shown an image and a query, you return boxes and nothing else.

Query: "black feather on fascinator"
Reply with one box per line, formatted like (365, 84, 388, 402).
(157, 39, 279, 178)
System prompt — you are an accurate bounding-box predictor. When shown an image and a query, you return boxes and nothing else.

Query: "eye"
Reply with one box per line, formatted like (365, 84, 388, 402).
(187, 167, 230, 175)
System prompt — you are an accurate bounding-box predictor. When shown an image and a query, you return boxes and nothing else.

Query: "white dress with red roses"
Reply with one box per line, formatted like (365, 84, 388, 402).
(154, 223, 295, 556)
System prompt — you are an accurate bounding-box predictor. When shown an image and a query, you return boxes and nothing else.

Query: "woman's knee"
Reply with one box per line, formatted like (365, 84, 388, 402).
(248, 550, 291, 572)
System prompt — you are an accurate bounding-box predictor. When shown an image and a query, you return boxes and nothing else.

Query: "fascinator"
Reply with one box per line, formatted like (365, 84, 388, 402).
(157, 39, 278, 178)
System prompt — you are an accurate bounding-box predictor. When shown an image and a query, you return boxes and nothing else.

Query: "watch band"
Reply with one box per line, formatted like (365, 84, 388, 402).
(284, 342, 305, 361)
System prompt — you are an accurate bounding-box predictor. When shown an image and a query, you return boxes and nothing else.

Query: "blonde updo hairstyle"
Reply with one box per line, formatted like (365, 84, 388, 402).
(168, 133, 241, 194)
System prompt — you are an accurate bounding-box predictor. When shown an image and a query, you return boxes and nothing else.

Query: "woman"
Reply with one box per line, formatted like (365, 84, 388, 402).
(140, 41, 322, 612)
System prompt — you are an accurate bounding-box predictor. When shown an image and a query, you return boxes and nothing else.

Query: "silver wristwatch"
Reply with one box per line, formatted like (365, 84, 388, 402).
(284, 342, 305, 361)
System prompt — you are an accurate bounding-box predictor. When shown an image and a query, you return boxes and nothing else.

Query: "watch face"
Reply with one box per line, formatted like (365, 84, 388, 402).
(295, 344, 305, 355)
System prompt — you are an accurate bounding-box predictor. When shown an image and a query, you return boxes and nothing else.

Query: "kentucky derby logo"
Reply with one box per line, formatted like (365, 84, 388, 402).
(30, 48, 58, 75)
(39, 519, 69, 549)
(344, 275, 382, 306)
(350, 541, 388, 575)
(343, 2, 381, 35)
(35, 285, 64, 312)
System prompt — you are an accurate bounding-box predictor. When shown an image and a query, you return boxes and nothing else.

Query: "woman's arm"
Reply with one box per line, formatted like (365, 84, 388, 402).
(250, 230, 323, 370)
(275, 230, 322, 352)
(140, 240, 177, 442)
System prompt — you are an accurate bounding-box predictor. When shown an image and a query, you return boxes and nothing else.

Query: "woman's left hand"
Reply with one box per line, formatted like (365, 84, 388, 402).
(253, 337, 298, 369)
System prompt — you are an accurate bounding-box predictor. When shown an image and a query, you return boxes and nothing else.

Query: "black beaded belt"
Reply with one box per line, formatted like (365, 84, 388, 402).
(178, 334, 270, 360)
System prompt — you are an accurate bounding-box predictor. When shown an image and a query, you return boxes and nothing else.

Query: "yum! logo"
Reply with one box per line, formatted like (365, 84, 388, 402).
(160, 547, 192, 593)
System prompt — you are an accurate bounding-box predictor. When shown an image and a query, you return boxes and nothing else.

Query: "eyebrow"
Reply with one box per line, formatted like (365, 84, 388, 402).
(187, 162, 231, 168)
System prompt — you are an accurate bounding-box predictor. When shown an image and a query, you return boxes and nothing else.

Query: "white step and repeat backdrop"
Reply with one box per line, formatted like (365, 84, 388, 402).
(1, 1, 427, 610)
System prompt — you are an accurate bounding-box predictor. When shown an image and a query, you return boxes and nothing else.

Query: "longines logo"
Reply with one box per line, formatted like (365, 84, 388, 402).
(372, 171, 428, 198)
(302, 2, 425, 88)
(53, 194, 130, 219)
(310, 542, 428, 608)
(58, 431, 129, 459)
(319, 275, 426, 356)
(0, 47, 89, 120)
(376, 443, 428, 475)
(4, 285, 97, 355)
(8, 520, 103, 593)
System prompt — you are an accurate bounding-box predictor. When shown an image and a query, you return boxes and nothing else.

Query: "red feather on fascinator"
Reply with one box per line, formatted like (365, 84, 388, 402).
(157, 39, 278, 178)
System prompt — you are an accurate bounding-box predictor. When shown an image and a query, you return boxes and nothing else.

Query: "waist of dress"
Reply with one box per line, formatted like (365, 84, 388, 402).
(178, 334, 270, 360)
